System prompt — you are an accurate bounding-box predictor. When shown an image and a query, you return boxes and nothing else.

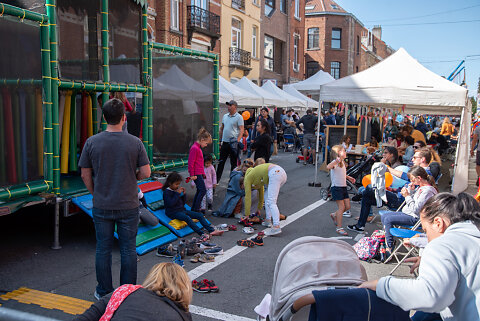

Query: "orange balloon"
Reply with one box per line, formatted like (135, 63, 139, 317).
(385, 172, 393, 188)
(242, 111, 250, 121)
(362, 174, 371, 188)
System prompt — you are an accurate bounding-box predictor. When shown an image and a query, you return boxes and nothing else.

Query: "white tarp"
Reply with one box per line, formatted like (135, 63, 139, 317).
(288, 70, 334, 95)
(319, 48, 467, 115)
(283, 84, 319, 109)
(219, 76, 263, 106)
(318, 48, 469, 194)
(235, 77, 287, 107)
(261, 81, 307, 109)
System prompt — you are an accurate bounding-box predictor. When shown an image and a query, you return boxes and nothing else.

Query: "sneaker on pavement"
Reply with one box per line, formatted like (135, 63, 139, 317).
(190, 253, 202, 263)
(204, 247, 223, 255)
(202, 279, 219, 293)
(237, 239, 255, 247)
(198, 254, 215, 263)
(347, 224, 365, 232)
(192, 280, 210, 293)
(265, 227, 282, 236)
(186, 243, 204, 256)
(252, 235, 264, 246)
(234, 213, 243, 219)
(177, 240, 186, 259)
(200, 242, 217, 249)
(261, 220, 272, 228)
(172, 254, 185, 267)
(227, 224, 237, 231)
(199, 234, 211, 243)
(156, 244, 176, 258)
(94, 290, 102, 301)
(343, 210, 352, 218)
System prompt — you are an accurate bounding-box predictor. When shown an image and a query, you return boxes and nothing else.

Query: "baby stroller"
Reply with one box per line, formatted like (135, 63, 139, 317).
(256, 236, 410, 321)
(319, 151, 380, 201)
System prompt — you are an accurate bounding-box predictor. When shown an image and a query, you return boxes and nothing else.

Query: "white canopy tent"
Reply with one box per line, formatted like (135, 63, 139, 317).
(283, 84, 319, 109)
(219, 75, 263, 106)
(235, 76, 287, 107)
(261, 81, 307, 110)
(288, 70, 334, 96)
(318, 48, 469, 194)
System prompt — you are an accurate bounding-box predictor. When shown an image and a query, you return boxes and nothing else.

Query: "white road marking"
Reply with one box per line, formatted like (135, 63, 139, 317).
(189, 305, 257, 321)
(329, 236, 353, 240)
(188, 199, 327, 280)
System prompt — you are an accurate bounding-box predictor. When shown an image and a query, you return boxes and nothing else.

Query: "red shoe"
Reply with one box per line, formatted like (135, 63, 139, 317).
(227, 224, 237, 231)
(202, 279, 219, 293)
(239, 218, 253, 227)
(192, 280, 210, 293)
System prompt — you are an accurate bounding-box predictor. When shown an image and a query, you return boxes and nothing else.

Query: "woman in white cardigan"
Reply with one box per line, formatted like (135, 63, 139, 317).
(361, 192, 480, 321)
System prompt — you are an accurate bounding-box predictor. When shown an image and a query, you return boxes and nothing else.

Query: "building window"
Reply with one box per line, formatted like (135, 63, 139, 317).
(293, 34, 299, 71)
(356, 35, 360, 56)
(330, 61, 340, 79)
(252, 26, 257, 58)
(331, 28, 341, 49)
(252, 0, 258, 5)
(356, 66, 358, 73)
(265, 0, 275, 16)
(307, 28, 319, 49)
(264, 35, 274, 71)
(171, 0, 179, 30)
(294, 0, 300, 18)
(280, 0, 286, 13)
(306, 61, 319, 78)
(231, 17, 242, 48)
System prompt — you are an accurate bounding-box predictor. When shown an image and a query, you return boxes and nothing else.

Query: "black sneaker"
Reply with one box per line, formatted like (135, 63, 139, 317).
(208, 204, 213, 211)
(352, 194, 362, 202)
(347, 224, 365, 232)
(156, 244, 176, 258)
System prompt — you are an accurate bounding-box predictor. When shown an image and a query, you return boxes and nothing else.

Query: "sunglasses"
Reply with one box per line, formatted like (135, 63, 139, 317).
(412, 146, 419, 149)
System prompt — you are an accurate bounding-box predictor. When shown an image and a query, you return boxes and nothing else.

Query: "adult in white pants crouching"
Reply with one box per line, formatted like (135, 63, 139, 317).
(244, 163, 287, 236)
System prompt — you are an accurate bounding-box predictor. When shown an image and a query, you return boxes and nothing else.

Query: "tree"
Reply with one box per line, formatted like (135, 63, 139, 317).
(472, 97, 477, 115)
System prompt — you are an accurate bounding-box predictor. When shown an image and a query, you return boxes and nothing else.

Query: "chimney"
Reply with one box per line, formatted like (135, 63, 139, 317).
(372, 25, 382, 40)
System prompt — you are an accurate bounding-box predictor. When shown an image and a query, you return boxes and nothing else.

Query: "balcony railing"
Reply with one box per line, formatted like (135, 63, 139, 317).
(187, 5, 220, 36)
(229, 47, 251, 69)
(232, 0, 245, 10)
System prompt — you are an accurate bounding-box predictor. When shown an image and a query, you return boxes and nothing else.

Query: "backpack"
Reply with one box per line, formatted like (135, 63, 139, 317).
(353, 230, 386, 262)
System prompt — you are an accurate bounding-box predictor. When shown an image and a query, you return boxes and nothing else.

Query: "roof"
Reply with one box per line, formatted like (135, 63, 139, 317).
(305, 0, 347, 15)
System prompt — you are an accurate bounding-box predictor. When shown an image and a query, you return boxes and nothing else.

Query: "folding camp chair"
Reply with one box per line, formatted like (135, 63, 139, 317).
(384, 219, 422, 275)
(283, 134, 295, 152)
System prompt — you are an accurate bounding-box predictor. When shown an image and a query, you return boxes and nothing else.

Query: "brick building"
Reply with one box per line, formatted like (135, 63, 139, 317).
(260, 0, 306, 86)
(304, 0, 393, 80)
(147, 0, 221, 54)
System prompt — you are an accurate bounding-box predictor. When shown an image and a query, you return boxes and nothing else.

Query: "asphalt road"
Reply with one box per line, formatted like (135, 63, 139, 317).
(0, 151, 412, 321)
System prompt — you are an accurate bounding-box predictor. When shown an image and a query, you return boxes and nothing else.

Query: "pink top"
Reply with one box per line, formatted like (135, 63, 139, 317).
(204, 164, 217, 189)
(188, 142, 205, 176)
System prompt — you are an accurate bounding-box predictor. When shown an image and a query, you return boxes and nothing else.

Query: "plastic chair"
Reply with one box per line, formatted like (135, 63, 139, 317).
(283, 134, 295, 152)
(384, 220, 422, 275)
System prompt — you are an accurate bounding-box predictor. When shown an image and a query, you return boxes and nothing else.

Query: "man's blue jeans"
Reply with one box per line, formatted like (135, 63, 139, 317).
(356, 186, 404, 228)
(92, 207, 139, 296)
(381, 211, 418, 248)
(411, 311, 442, 321)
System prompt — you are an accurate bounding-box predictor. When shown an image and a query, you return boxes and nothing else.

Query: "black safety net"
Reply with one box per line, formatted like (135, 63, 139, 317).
(152, 50, 214, 163)
(109, 0, 142, 85)
(56, 0, 102, 81)
(0, 17, 44, 187)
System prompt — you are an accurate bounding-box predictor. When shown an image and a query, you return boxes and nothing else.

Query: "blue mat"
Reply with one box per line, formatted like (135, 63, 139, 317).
(142, 189, 210, 238)
(72, 194, 178, 255)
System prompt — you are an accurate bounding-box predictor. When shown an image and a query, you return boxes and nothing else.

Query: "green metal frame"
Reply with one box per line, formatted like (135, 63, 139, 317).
(0, 0, 219, 201)
(0, 3, 51, 201)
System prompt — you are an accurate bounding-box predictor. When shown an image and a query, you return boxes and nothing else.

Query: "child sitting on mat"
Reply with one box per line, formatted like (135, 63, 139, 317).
(162, 172, 222, 241)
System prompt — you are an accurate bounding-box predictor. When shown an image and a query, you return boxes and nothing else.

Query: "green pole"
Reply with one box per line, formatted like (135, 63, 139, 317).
(0, 182, 50, 201)
(46, 0, 60, 194)
(12, 92, 22, 182)
(151, 158, 189, 172)
(91, 92, 98, 134)
(57, 81, 146, 93)
(0, 92, 5, 183)
(101, 0, 109, 131)
(213, 55, 219, 159)
(141, 8, 149, 158)
(69, 93, 77, 172)
(41, 21, 53, 190)
(0, 3, 46, 22)
(148, 45, 153, 161)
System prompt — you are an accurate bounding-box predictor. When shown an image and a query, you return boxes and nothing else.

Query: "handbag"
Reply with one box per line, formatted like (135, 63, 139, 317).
(99, 284, 142, 321)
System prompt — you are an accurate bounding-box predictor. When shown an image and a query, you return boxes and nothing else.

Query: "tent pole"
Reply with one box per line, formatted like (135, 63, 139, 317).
(312, 101, 322, 186)
(344, 104, 347, 135)
(363, 106, 368, 143)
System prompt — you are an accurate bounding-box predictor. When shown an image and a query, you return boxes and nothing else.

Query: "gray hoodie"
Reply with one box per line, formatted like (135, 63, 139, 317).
(377, 221, 480, 321)
(402, 185, 438, 218)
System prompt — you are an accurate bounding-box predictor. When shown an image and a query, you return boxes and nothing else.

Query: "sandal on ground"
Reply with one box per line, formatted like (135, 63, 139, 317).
(190, 253, 202, 263)
(329, 213, 337, 226)
(336, 227, 348, 236)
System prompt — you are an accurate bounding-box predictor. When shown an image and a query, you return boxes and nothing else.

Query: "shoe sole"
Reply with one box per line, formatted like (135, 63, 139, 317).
(156, 253, 175, 258)
(346, 226, 364, 233)
(266, 231, 281, 236)
(193, 288, 210, 293)
(204, 251, 223, 255)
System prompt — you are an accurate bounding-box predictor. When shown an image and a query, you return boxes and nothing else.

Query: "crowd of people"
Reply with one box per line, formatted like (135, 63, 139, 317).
(77, 97, 477, 321)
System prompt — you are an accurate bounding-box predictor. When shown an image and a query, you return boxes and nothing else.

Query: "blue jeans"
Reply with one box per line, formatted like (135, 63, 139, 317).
(381, 211, 418, 248)
(192, 175, 206, 212)
(92, 207, 139, 297)
(167, 209, 214, 236)
(411, 311, 442, 321)
(356, 186, 404, 228)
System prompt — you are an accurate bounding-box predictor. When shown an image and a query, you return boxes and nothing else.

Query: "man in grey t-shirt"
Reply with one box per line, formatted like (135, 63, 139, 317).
(216, 100, 244, 181)
(79, 98, 150, 299)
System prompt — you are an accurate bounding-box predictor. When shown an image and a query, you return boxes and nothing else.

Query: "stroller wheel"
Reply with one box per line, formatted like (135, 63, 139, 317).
(320, 188, 329, 201)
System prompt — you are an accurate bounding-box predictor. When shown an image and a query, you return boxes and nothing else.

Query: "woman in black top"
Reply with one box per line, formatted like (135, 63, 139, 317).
(251, 118, 272, 162)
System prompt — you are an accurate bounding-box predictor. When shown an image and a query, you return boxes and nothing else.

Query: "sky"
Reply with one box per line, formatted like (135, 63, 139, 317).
(336, 0, 480, 98)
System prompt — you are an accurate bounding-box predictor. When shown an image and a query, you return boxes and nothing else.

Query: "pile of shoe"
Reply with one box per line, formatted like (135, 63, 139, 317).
(192, 279, 219, 293)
